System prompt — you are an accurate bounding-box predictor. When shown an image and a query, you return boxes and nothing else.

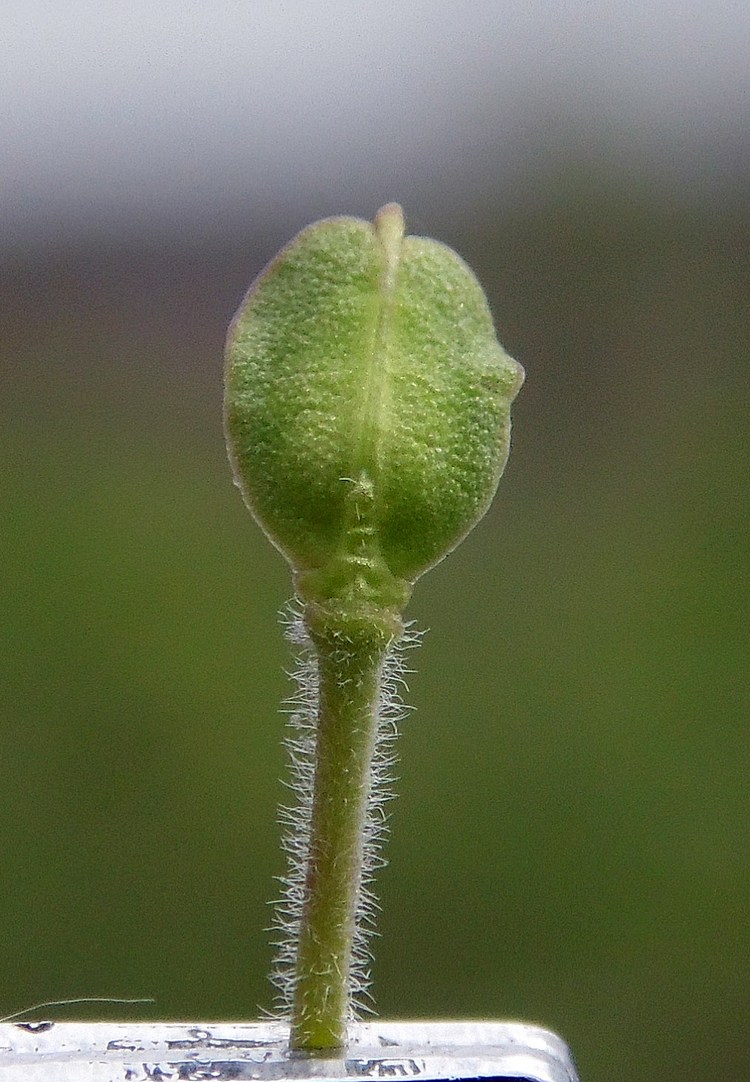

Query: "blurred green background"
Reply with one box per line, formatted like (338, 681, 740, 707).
(1, 6, 748, 1081)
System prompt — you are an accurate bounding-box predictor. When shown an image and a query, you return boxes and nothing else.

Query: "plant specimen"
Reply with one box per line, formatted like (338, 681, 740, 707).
(224, 204, 523, 1055)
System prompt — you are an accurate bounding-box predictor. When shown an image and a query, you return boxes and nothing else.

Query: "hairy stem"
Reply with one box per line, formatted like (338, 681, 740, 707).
(290, 608, 399, 1054)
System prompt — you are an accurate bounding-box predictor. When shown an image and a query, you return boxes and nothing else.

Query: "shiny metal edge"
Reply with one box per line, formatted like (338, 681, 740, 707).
(0, 1019, 579, 1082)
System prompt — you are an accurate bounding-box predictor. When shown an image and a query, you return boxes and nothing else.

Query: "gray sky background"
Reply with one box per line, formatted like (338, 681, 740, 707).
(3, 1, 748, 244)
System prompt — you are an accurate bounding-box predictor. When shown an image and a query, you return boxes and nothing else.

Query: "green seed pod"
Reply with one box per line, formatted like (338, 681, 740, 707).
(225, 204, 523, 615)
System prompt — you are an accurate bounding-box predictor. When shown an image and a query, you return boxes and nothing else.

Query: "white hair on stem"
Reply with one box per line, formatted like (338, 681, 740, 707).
(268, 599, 422, 1019)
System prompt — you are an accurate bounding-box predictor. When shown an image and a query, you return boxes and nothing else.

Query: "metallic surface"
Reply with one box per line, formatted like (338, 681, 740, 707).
(0, 1019, 579, 1082)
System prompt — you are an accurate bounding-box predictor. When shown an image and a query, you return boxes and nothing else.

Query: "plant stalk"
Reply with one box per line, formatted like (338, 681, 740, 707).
(290, 611, 395, 1054)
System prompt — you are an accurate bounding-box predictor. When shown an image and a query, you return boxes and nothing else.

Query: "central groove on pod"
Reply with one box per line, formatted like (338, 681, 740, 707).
(354, 203, 404, 491)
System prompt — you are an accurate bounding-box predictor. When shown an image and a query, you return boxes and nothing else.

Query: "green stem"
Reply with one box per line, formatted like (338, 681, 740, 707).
(290, 603, 401, 1054)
